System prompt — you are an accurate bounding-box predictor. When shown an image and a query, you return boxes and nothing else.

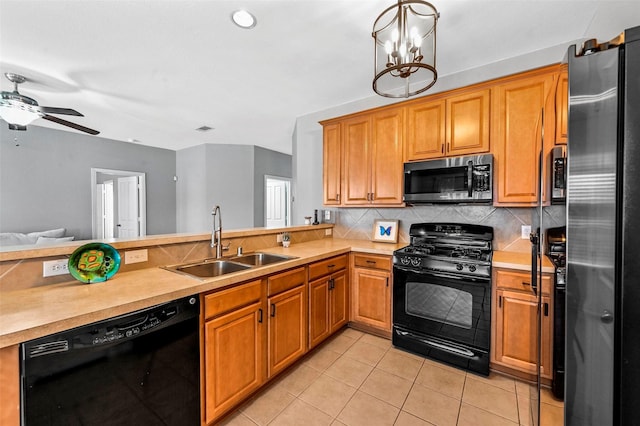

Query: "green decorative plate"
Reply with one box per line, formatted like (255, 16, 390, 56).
(68, 243, 121, 283)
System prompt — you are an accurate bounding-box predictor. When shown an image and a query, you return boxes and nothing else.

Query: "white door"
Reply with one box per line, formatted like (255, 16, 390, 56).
(117, 176, 140, 238)
(266, 178, 289, 227)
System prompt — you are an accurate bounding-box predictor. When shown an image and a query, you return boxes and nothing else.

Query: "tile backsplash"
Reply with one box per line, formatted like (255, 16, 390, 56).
(328, 205, 566, 253)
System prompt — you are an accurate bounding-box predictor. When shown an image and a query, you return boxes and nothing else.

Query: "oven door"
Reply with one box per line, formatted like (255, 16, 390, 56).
(392, 265, 491, 375)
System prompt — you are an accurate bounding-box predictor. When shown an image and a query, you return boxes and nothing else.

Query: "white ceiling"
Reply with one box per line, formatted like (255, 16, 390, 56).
(1, 0, 639, 155)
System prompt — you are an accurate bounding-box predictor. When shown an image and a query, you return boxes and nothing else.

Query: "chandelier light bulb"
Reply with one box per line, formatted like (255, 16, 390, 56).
(391, 28, 400, 42)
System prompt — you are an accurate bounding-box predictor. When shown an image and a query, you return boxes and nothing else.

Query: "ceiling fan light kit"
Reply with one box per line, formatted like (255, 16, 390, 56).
(0, 73, 100, 135)
(372, 0, 439, 98)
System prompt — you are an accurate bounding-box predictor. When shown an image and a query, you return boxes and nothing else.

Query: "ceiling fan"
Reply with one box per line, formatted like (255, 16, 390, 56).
(0, 73, 99, 135)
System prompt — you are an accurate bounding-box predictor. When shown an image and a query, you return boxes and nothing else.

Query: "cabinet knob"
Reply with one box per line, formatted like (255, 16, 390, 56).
(601, 310, 614, 324)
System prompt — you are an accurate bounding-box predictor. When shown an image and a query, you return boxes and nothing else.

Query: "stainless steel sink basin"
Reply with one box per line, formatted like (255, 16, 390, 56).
(163, 259, 251, 278)
(230, 252, 296, 266)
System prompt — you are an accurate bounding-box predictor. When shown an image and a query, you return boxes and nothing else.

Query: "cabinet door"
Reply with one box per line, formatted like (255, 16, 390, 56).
(342, 115, 371, 205)
(492, 72, 556, 205)
(371, 108, 404, 205)
(405, 99, 446, 160)
(204, 302, 264, 423)
(447, 89, 491, 156)
(351, 267, 391, 332)
(494, 290, 552, 379)
(309, 278, 330, 349)
(555, 67, 568, 145)
(330, 270, 349, 332)
(268, 285, 307, 378)
(323, 122, 342, 205)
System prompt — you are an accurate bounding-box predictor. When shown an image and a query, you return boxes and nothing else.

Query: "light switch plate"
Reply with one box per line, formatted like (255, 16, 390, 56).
(521, 225, 532, 239)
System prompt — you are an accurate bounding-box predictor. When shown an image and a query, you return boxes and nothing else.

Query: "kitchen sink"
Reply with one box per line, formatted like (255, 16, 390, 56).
(163, 259, 251, 278)
(162, 252, 296, 279)
(229, 252, 296, 266)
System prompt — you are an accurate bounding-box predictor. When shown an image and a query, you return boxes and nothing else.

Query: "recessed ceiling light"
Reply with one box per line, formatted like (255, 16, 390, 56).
(231, 10, 256, 29)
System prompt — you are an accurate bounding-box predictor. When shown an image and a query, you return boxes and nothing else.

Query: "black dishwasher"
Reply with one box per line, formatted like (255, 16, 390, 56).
(20, 295, 200, 425)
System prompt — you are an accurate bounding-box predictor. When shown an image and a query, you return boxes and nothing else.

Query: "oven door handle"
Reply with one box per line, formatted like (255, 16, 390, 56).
(393, 265, 490, 283)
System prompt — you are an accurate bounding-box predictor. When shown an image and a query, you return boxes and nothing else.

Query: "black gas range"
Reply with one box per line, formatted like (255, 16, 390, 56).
(392, 223, 494, 376)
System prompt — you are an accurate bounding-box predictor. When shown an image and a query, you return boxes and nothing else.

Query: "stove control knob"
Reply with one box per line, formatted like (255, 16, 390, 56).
(456, 264, 464, 271)
(468, 265, 476, 273)
(400, 257, 410, 265)
(411, 258, 421, 267)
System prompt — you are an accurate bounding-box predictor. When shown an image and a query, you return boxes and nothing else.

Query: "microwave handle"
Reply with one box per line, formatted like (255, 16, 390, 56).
(467, 161, 473, 197)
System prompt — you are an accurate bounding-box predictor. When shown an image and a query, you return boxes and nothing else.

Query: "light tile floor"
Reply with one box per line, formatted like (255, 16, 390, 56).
(219, 328, 564, 426)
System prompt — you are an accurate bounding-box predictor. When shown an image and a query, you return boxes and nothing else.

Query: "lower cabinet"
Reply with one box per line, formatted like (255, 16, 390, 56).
(267, 268, 308, 378)
(203, 267, 308, 425)
(308, 255, 349, 349)
(350, 253, 392, 335)
(203, 280, 265, 424)
(491, 268, 553, 380)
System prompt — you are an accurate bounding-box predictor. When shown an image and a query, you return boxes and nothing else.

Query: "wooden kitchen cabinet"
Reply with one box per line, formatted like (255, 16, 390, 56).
(267, 267, 307, 378)
(0, 345, 19, 426)
(405, 88, 490, 161)
(492, 268, 553, 381)
(341, 109, 404, 206)
(555, 66, 568, 145)
(203, 280, 265, 424)
(350, 253, 392, 336)
(492, 67, 557, 205)
(323, 122, 342, 204)
(321, 107, 404, 207)
(308, 254, 349, 348)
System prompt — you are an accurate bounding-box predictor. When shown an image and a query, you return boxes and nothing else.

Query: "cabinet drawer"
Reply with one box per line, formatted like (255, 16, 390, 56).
(353, 253, 391, 270)
(308, 255, 348, 282)
(204, 279, 262, 319)
(268, 267, 306, 296)
(494, 269, 552, 295)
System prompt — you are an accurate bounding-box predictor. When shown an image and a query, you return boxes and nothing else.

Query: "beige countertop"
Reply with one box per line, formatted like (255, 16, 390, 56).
(493, 250, 556, 273)
(0, 238, 403, 349)
(0, 239, 559, 349)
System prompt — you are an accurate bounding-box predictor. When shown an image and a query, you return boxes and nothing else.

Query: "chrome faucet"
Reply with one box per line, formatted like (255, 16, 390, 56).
(211, 205, 223, 258)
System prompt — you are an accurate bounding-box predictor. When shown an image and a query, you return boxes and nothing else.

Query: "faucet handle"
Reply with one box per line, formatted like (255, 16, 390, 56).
(222, 242, 231, 251)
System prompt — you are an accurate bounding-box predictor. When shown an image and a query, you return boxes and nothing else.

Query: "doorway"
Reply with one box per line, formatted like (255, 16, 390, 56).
(91, 168, 147, 239)
(265, 176, 291, 228)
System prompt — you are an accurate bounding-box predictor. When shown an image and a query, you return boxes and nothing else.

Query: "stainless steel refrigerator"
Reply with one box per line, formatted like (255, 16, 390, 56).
(566, 25, 640, 425)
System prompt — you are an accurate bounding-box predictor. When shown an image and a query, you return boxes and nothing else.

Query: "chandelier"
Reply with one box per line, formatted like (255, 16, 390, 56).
(372, 0, 439, 98)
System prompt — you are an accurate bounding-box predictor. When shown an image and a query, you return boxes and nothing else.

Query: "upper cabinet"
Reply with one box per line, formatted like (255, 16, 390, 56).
(492, 67, 558, 205)
(320, 64, 566, 208)
(405, 89, 491, 161)
(322, 122, 342, 205)
(555, 65, 568, 145)
(322, 107, 405, 207)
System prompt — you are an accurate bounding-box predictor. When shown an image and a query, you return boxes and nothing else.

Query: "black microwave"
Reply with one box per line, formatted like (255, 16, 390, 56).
(403, 154, 493, 204)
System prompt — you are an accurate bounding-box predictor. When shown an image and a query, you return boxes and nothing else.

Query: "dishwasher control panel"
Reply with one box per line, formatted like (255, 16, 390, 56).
(24, 296, 198, 357)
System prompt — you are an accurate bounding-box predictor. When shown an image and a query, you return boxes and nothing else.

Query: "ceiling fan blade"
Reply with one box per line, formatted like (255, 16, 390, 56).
(40, 106, 84, 116)
(42, 114, 100, 135)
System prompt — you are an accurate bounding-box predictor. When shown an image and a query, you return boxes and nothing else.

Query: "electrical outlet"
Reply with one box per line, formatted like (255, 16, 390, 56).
(521, 225, 532, 239)
(125, 249, 148, 264)
(276, 234, 283, 243)
(43, 259, 69, 277)
(325, 228, 332, 236)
